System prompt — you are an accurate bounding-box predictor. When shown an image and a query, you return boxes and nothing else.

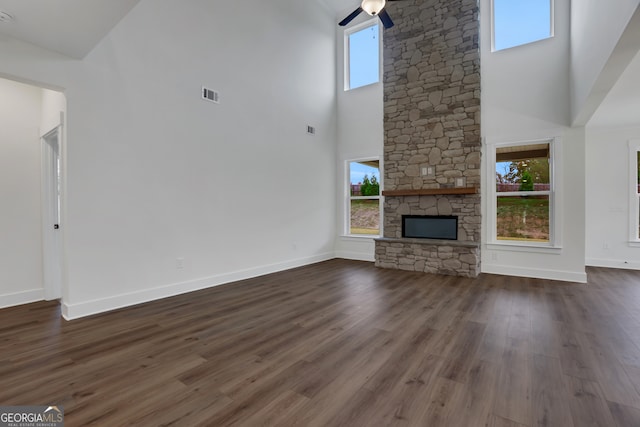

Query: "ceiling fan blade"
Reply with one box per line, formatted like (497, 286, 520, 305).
(378, 9, 394, 29)
(339, 7, 364, 26)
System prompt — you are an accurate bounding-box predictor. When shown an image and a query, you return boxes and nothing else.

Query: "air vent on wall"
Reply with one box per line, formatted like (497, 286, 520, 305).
(202, 87, 219, 104)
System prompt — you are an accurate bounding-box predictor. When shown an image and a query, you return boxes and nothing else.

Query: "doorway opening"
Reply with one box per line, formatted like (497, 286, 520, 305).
(42, 125, 63, 300)
(0, 76, 66, 308)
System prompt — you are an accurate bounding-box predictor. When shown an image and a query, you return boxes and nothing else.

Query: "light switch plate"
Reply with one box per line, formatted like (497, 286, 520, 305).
(421, 165, 435, 177)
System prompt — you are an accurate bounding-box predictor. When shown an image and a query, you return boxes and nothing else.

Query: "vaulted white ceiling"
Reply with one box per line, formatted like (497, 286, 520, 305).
(0, 0, 358, 59)
(322, 0, 359, 15)
(589, 50, 640, 128)
(0, 0, 141, 58)
(0, 0, 637, 128)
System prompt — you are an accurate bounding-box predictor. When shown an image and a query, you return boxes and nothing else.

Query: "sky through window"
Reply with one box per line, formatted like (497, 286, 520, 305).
(494, 0, 552, 51)
(348, 23, 380, 89)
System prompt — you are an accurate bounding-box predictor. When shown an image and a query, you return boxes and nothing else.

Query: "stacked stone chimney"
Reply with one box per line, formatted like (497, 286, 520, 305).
(375, 0, 481, 277)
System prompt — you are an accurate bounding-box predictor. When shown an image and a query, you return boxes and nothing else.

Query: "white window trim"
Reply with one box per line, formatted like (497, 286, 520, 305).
(486, 137, 562, 251)
(345, 157, 383, 238)
(490, 0, 555, 52)
(344, 18, 382, 91)
(629, 140, 640, 247)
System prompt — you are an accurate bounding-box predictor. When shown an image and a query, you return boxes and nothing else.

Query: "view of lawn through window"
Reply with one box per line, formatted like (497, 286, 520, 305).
(496, 142, 551, 242)
(349, 160, 380, 235)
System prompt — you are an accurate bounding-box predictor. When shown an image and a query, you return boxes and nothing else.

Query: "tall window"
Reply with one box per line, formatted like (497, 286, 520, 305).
(345, 22, 380, 90)
(630, 141, 640, 242)
(492, 0, 553, 51)
(348, 159, 381, 235)
(637, 150, 640, 239)
(494, 141, 553, 244)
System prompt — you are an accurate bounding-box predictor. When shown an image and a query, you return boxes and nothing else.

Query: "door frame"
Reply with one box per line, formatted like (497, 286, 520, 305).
(41, 124, 63, 301)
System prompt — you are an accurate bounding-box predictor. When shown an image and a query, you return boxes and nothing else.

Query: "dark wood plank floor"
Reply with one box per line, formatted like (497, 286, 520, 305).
(2, 260, 640, 426)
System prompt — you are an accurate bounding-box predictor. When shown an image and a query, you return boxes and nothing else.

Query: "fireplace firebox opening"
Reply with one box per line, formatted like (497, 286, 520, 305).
(402, 215, 458, 240)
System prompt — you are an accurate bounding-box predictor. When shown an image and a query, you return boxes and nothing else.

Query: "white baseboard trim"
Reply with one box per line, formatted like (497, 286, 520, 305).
(0, 288, 44, 309)
(62, 252, 335, 320)
(481, 264, 588, 283)
(586, 258, 640, 270)
(334, 250, 375, 262)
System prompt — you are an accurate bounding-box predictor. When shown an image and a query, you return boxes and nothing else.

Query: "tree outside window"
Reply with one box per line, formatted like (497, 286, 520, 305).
(349, 160, 381, 235)
(495, 142, 551, 242)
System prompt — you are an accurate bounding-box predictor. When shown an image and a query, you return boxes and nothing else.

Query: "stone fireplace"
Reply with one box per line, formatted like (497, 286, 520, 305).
(374, 0, 481, 278)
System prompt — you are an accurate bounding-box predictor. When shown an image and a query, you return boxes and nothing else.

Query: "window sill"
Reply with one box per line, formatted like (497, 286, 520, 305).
(340, 234, 380, 240)
(629, 241, 640, 248)
(345, 81, 381, 92)
(486, 242, 562, 255)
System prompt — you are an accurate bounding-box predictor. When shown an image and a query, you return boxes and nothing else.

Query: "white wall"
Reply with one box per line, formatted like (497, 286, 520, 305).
(571, 1, 640, 124)
(586, 125, 640, 269)
(334, 17, 384, 262)
(480, 0, 586, 282)
(481, 0, 571, 135)
(0, 78, 45, 307)
(0, 0, 338, 319)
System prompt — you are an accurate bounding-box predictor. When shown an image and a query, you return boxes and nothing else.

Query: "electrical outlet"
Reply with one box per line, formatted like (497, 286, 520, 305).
(176, 257, 185, 270)
(603, 242, 610, 250)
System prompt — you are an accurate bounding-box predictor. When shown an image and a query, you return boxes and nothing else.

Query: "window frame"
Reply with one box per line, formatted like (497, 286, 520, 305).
(487, 137, 562, 251)
(344, 18, 382, 91)
(491, 0, 555, 52)
(346, 157, 383, 237)
(628, 140, 640, 247)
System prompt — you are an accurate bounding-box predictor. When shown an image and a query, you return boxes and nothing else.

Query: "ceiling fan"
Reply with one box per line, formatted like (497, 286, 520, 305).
(339, 0, 398, 29)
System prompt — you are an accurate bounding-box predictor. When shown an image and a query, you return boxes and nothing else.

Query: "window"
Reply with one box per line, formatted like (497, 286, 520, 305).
(345, 22, 380, 90)
(629, 141, 640, 243)
(492, 0, 553, 51)
(637, 150, 640, 239)
(493, 140, 555, 245)
(348, 159, 381, 235)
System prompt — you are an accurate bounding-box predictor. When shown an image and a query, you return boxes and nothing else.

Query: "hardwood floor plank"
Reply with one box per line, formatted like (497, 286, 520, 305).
(531, 354, 574, 427)
(563, 375, 617, 427)
(493, 335, 533, 426)
(557, 324, 598, 381)
(1, 261, 639, 425)
(417, 376, 467, 426)
(476, 317, 509, 364)
(621, 364, 640, 398)
(239, 390, 309, 427)
(437, 320, 487, 383)
(529, 308, 562, 359)
(607, 400, 640, 427)
(487, 414, 529, 427)
(576, 330, 640, 408)
(446, 359, 499, 426)
(363, 353, 447, 425)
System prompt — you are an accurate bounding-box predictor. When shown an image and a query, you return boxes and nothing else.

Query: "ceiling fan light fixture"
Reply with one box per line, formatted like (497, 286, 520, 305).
(361, 0, 386, 16)
(0, 10, 14, 23)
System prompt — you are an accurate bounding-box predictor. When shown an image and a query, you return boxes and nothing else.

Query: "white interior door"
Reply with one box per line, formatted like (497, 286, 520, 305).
(42, 127, 62, 300)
